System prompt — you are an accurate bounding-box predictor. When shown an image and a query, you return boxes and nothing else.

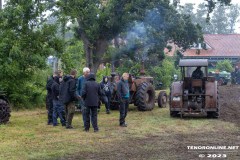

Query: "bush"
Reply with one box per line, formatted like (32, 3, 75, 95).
(60, 41, 85, 74)
(96, 63, 111, 82)
(150, 58, 179, 89)
(216, 60, 234, 72)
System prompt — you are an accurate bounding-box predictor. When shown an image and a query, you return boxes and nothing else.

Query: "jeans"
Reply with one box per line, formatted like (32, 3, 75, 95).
(52, 100, 66, 126)
(79, 99, 87, 126)
(85, 106, 98, 131)
(65, 102, 75, 127)
(119, 99, 129, 125)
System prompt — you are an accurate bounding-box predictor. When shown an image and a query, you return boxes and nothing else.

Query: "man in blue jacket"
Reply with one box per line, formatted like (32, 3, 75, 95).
(77, 67, 90, 126)
(117, 73, 130, 127)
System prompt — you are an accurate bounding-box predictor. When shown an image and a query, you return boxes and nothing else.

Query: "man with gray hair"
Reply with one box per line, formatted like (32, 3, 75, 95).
(77, 67, 90, 127)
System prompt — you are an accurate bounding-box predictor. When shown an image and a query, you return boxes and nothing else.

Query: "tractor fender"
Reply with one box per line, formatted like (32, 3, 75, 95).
(170, 81, 183, 108)
(205, 81, 218, 108)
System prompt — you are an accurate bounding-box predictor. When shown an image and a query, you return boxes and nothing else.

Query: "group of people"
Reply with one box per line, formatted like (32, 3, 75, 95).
(46, 67, 130, 132)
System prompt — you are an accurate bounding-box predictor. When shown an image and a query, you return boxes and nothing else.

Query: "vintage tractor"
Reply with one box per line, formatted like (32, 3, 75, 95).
(169, 59, 219, 118)
(0, 91, 11, 124)
(109, 72, 167, 111)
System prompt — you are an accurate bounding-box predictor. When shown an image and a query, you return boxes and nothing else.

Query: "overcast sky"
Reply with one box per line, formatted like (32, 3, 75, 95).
(179, 0, 240, 33)
(180, 0, 239, 4)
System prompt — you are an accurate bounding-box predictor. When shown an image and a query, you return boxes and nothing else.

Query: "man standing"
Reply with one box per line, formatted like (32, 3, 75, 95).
(46, 71, 58, 125)
(100, 76, 112, 114)
(77, 67, 90, 125)
(82, 73, 102, 132)
(51, 76, 66, 126)
(60, 69, 80, 129)
(117, 73, 130, 127)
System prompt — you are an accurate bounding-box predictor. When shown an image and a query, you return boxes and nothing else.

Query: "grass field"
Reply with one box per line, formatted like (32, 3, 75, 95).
(0, 103, 239, 160)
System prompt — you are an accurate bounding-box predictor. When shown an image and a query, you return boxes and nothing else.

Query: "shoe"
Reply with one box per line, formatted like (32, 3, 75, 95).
(106, 110, 110, 114)
(62, 123, 66, 127)
(66, 126, 73, 129)
(94, 129, 99, 132)
(84, 129, 89, 132)
(53, 124, 58, 127)
(120, 123, 127, 127)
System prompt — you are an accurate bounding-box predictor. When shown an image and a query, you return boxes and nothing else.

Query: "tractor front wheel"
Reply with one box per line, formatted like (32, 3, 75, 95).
(0, 99, 11, 124)
(158, 91, 167, 108)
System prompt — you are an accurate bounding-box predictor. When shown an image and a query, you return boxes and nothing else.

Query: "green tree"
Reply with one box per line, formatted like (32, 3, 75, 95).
(0, 0, 62, 108)
(150, 58, 179, 88)
(184, 2, 240, 34)
(60, 40, 85, 74)
(228, 4, 240, 33)
(216, 60, 234, 72)
(56, 0, 230, 73)
(211, 5, 229, 34)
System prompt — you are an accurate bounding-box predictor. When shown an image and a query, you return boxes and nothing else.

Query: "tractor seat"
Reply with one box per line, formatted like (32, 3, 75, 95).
(191, 79, 203, 88)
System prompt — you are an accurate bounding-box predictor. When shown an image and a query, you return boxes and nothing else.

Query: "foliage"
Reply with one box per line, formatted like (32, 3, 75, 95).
(0, 0, 62, 108)
(150, 57, 180, 89)
(55, 0, 206, 72)
(96, 63, 111, 83)
(116, 60, 142, 76)
(60, 40, 85, 74)
(216, 59, 234, 72)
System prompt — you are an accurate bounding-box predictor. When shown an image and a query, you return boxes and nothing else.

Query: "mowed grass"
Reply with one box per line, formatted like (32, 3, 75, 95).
(0, 104, 238, 160)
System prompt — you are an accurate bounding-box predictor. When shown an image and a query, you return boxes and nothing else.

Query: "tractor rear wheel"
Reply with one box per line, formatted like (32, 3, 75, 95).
(158, 91, 167, 108)
(135, 82, 155, 111)
(0, 99, 11, 124)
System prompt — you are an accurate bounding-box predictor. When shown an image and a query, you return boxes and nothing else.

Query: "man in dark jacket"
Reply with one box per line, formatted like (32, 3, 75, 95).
(46, 71, 59, 125)
(117, 73, 130, 127)
(82, 73, 102, 132)
(59, 69, 80, 129)
(100, 76, 112, 114)
(192, 67, 204, 79)
(51, 76, 66, 126)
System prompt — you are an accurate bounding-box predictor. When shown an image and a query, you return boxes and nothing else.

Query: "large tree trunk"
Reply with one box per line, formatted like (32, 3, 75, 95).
(82, 39, 108, 73)
(77, 20, 108, 73)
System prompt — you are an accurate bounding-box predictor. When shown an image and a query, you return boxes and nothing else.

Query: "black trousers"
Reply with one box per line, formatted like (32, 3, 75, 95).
(119, 99, 129, 125)
(46, 98, 53, 124)
(105, 95, 111, 111)
(85, 106, 98, 130)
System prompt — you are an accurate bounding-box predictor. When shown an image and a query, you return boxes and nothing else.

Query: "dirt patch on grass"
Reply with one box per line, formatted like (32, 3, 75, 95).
(60, 85, 240, 160)
(61, 131, 239, 160)
(219, 85, 240, 126)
